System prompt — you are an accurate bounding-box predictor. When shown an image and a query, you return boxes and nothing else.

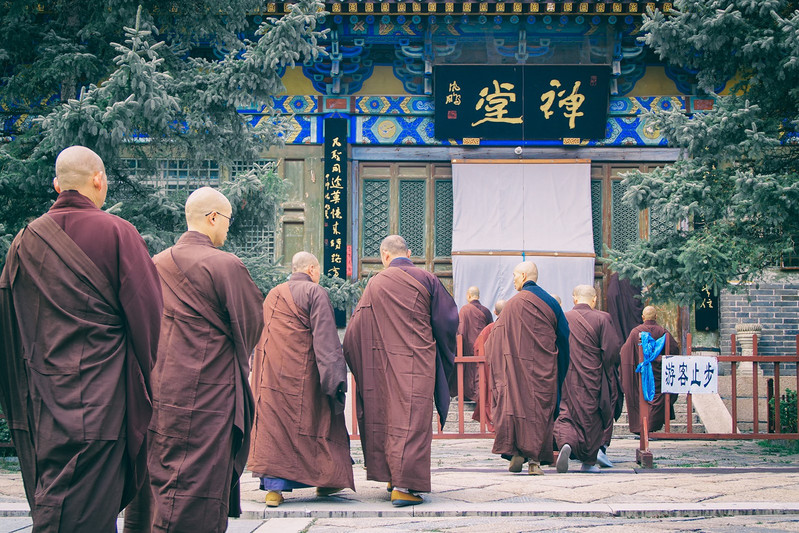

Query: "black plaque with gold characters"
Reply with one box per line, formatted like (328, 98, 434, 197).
(434, 64, 611, 141)
(695, 287, 719, 332)
(323, 118, 348, 281)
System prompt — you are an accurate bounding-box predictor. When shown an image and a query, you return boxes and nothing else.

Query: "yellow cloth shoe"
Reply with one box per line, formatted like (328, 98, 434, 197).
(528, 463, 544, 476)
(508, 454, 524, 473)
(316, 487, 344, 497)
(391, 489, 423, 507)
(386, 482, 393, 493)
(265, 490, 284, 507)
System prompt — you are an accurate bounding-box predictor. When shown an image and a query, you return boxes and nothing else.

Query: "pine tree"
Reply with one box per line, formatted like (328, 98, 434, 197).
(0, 0, 326, 272)
(609, 0, 799, 304)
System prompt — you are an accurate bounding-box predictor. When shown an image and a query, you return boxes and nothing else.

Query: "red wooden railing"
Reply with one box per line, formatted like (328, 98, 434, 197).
(349, 333, 494, 439)
(637, 333, 799, 468)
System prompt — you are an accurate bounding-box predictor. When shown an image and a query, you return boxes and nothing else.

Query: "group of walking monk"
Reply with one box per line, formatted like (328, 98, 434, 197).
(0, 146, 679, 532)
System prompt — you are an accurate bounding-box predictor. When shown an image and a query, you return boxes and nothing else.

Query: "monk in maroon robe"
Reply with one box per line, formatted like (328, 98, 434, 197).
(621, 305, 679, 434)
(344, 235, 458, 507)
(0, 146, 162, 532)
(454, 286, 493, 401)
(471, 299, 505, 429)
(147, 187, 263, 533)
(249, 251, 354, 507)
(554, 285, 622, 473)
(487, 262, 570, 476)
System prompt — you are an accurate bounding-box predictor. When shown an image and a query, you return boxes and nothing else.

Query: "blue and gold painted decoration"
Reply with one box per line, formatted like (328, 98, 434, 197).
(354, 96, 435, 115)
(271, 96, 319, 114)
(608, 96, 685, 115)
(357, 115, 443, 144)
(302, 34, 375, 95)
(251, 113, 315, 144)
(235, 95, 683, 146)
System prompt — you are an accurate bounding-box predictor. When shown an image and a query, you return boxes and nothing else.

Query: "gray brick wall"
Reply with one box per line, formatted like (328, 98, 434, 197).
(719, 274, 799, 373)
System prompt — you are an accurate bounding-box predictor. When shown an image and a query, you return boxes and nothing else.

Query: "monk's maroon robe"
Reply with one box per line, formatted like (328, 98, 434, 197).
(343, 258, 457, 492)
(554, 304, 622, 464)
(471, 322, 496, 430)
(148, 231, 263, 533)
(454, 300, 492, 401)
(487, 290, 565, 464)
(621, 320, 679, 434)
(249, 272, 354, 490)
(0, 191, 161, 532)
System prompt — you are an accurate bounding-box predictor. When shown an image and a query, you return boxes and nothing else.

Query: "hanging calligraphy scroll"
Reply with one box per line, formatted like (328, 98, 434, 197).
(323, 118, 348, 281)
(434, 64, 611, 141)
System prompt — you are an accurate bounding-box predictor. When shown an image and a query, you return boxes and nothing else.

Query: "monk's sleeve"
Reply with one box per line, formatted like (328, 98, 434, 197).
(117, 227, 162, 375)
(666, 331, 680, 355)
(431, 279, 459, 378)
(218, 259, 264, 357)
(308, 286, 347, 414)
(601, 316, 623, 369)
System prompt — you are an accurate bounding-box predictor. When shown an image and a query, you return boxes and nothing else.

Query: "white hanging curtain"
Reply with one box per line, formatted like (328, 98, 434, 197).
(451, 159, 595, 314)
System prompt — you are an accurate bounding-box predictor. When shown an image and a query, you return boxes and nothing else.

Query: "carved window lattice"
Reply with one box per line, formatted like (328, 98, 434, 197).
(591, 180, 603, 256)
(124, 158, 219, 190)
(399, 180, 426, 255)
(362, 179, 390, 257)
(649, 204, 672, 241)
(611, 180, 640, 252)
(237, 225, 276, 259)
(231, 159, 277, 179)
(435, 180, 453, 257)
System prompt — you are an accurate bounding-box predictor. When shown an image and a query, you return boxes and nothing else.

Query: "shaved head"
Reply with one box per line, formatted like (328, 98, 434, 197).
(292, 251, 321, 283)
(642, 305, 657, 321)
(494, 299, 506, 316)
(53, 146, 108, 207)
(185, 187, 233, 247)
(380, 234, 411, 267)
(467, 286, 480, 301)
(572, 284, 597, 308)
(551, 294, 562, 305)
(380, 235, 409, 256)
(55, 146, 105, 191)
(512, 261, 538, 291)
(292, 251, 319, 272)
(514, 261, 538, 280)
(185, 187, 231, 225)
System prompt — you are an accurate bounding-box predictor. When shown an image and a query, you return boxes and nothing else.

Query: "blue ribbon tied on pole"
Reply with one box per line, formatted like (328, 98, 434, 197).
(635, 331, 666, 402)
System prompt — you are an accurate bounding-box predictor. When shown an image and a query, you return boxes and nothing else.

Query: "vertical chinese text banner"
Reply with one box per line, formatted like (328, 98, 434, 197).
(323, 118, 348, 281)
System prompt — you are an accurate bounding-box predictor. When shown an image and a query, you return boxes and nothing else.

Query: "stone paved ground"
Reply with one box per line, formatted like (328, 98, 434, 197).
(1, 437, 799, 532)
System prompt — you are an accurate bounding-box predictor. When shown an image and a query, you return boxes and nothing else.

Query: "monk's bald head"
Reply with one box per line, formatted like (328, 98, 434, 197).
(380, 235, 411, 267)
(55, 146, 105, 190)
(494, 299, 506, 316)
(551, 294, 562, 305)
(185, 187, 233, 247)
(467, 286, 480, 302)
(53, 146, 108, 207)
(642, 305, 657, 321)
(573, 284, 597, 308)
(512, 261, 538, 291)
(292, 251, 321, 283)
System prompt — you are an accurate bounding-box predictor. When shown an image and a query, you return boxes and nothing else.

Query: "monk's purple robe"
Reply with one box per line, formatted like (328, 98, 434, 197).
(343, 257, 457, 492)
(249, 272, 354, 492)
(148, 231, 263, 533)
(454, 300, 493, 400)
(0, 191, 162, 533)
(487, 282, 569, 465)
(554, 304, 622, 464)
(620, 320, 679, 434)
